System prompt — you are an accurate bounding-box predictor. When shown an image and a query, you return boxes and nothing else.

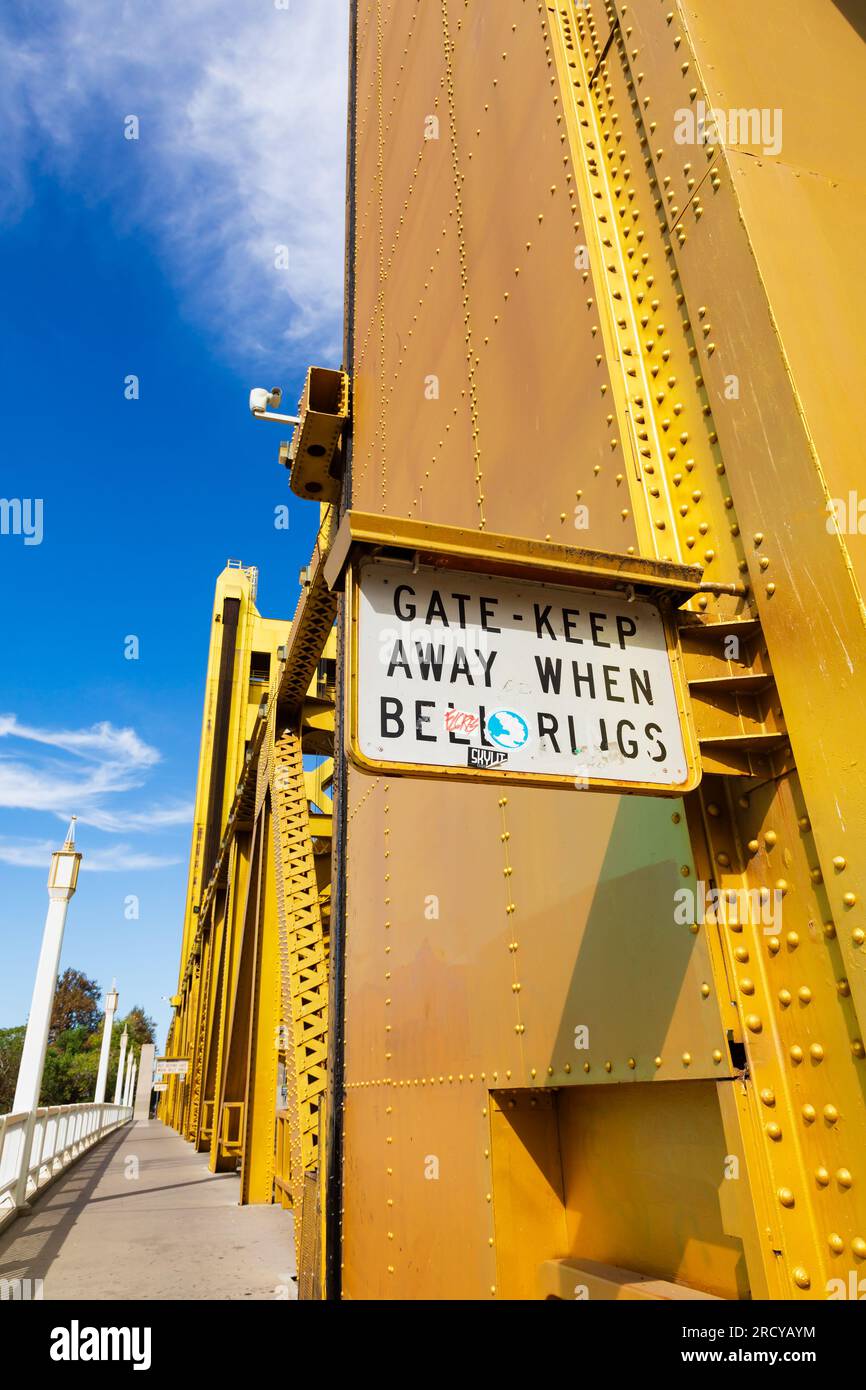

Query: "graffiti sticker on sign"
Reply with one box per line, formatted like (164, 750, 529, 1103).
(349, 556, 699, 793)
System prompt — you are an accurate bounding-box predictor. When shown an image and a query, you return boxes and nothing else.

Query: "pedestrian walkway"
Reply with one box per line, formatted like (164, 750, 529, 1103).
(0, 1119, 296, 1300)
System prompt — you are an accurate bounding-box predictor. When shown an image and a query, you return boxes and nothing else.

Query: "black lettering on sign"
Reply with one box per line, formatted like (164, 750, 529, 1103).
(475, 649, 497, 687)
(477, 706, 495, 748)
(381, 698, 404, 738)
(562, 608, 583, 644)
(394, 585, 416, 621)
(534, 604, 555, 639)
(535, 655, 562, 695)
(451, 647, 473, 684)
(589, 612, 610, 648)
(451, 593, 471, 627)
(630, 669, 654, 706)
(616, 719, 638, 759)
(425, 591, 449, 625)
(602, 664, 624, 703)
(572, 661, 596, 699)
(415, 701, 437, 742)
(538, 713, 560, 752)
(446, 702, 471, 746)
(646, 722, 666, 761)
(387, 640, 412, 678)
(415, 642, 445, 681)
(480, 597, 501, 633)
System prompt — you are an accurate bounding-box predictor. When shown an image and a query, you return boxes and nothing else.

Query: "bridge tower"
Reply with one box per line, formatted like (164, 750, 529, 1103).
(164, 0, 866, 1302)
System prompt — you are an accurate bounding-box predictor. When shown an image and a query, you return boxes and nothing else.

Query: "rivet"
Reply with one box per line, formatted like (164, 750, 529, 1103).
(816, 1167, 830, 1187)
(837, 1168, 853, 1189)
(778, 1188, 795, 1208)
(792, 1268, 810, 1290)
(766, 1122, 782, 1141)
(682, 1052, 692, 1065)
(760, 1088, 775, 1106)
(853, 1237, 866, 1260)
(802, 1104, 816, 1124)
(745, 1014, 762, 1033)
(811, 1044, 825, 1063)
(824, 1104, 839, 1123)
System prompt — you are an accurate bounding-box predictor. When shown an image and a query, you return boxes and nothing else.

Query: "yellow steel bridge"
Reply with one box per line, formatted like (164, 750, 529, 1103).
(157, 0, 866, 1302)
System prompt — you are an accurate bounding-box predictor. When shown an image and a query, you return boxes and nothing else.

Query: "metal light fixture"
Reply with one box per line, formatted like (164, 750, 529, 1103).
(47, 817, 82, 900)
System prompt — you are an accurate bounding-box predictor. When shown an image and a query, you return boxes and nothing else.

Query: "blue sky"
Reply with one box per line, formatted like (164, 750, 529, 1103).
(0, 0, 348, 1047)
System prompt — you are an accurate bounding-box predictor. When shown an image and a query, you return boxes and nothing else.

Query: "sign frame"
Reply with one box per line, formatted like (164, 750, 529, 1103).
(155, 1058, 190, 1076)
(336, 516, 704, 796)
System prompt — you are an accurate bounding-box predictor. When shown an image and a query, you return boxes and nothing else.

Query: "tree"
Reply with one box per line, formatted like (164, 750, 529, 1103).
(122, 1007, 156, 1046)
(49, 968, 101, 1040)
(41, 1025, 102, 1104)
(1, 976, 158, 1110)
(0, 1026, 26, 1114)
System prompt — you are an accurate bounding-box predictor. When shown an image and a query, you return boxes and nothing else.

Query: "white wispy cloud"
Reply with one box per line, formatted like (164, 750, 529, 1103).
(0, 0, 348, 366)
(0, 713, 159, 812)
(80, 804, 193, 834)
(0, 715, 159, 769)
(0, 714, 188, 864)
(0, 838, 181, 872)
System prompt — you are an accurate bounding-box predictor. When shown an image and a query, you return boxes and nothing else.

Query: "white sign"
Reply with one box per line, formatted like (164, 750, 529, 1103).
(153, 1083, 168, 1092)
(352, 557, 696, 790)
(155, 1058, 189, 1076)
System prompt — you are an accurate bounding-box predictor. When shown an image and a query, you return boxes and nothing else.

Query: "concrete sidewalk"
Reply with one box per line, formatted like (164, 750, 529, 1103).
(0, 1119, 296, 1300)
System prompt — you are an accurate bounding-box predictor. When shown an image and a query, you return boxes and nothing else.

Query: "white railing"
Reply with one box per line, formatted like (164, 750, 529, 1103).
(0, 1102, 132, 1232)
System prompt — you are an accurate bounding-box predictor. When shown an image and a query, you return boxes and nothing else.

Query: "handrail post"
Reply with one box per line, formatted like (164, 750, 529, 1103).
(13, 1111, 37, 1208)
